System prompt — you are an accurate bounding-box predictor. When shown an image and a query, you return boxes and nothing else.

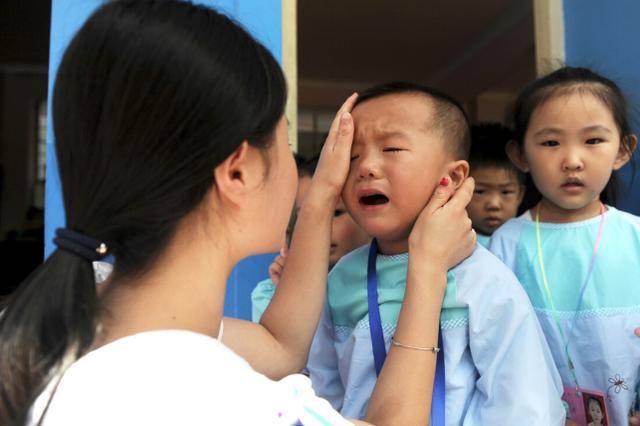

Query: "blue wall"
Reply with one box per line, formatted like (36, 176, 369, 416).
(563, 0, 640, 214)
(45, 0, 281, 319)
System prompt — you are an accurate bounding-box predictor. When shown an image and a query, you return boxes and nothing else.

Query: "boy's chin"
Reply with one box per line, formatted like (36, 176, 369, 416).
(365, 227, 413, 246)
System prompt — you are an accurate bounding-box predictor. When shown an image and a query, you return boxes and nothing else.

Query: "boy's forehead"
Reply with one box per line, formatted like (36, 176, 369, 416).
(351, 93, 435, 139)
(471, 165, 520, 185)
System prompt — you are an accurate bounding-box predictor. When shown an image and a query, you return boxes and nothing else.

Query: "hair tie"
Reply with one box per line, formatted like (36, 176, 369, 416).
(54, 228, 109, 262)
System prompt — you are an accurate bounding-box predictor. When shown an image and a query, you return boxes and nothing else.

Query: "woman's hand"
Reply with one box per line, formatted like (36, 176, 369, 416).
(409, 177, 476, 272)
(303, 93, 358, 209)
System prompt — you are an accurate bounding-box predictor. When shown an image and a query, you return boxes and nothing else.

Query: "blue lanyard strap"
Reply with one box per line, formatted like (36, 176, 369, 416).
(367, 239, 387, 376)
(366, 239, 446, 425)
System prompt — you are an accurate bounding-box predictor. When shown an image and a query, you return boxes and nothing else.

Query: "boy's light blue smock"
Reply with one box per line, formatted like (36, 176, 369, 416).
(476, 233, 491, 248)
(307, 243, 565, 425)
(251, 279, 275, 322)
(489, 206, 640, 426)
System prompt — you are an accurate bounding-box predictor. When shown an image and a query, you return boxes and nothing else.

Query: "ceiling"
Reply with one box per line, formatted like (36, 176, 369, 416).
(0, 1, 50, 66)
(298, 0, 536, 107)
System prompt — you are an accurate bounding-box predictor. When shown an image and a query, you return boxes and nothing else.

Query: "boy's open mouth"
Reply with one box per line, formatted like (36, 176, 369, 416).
(359, 193, 390, 206)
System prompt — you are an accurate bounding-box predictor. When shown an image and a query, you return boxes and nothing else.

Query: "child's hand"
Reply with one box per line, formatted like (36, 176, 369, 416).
(268, 247, 287, 286)
(409, 177, 476, 271)
(304, 93, 358, 207)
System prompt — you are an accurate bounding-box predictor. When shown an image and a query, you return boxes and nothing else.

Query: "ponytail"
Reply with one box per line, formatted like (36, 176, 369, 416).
(0, 249, 99, 425)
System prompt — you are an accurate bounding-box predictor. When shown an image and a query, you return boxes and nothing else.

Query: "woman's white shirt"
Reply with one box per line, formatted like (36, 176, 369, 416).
(27, 330, 351, 426)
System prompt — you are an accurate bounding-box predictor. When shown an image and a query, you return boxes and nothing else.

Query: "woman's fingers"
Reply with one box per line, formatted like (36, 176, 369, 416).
(421, 177, 456, 216)
(325, 93, 358, 151)
(308, 94, 358, 204)
(442, 177, 475, 214)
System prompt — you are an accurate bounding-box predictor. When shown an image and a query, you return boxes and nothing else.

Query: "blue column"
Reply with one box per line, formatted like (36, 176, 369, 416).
(563, 0, 640, 214)
(45, 0, 282, 319)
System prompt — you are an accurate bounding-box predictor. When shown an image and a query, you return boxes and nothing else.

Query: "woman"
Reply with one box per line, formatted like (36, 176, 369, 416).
(0, 1, 475, 425)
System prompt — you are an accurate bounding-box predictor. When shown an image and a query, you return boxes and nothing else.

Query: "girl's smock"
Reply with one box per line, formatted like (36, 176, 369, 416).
(489, 206, 640, 426)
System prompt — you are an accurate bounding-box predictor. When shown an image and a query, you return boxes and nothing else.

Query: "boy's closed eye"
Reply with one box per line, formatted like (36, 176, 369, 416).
(334, 208, 346, 217)
(382, 147, 403, 153)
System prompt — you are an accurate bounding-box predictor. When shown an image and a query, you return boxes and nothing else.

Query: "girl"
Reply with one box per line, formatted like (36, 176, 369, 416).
(490, 66, 640, 426)
(0, 1, 476, 425)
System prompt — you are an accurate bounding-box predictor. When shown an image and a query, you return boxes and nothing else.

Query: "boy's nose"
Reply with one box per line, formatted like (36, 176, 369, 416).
(485, 194, 501, 210)
(357, 155, 381, 179)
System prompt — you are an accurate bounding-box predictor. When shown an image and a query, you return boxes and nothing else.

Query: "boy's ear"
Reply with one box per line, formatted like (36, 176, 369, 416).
(506, 140, 529, 173)
(444, 160, 469, 189)
(613, 134, 638, 170)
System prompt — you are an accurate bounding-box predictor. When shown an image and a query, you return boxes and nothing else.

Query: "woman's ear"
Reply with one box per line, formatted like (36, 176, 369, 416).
(506, 140, 529, 173)
(443, 160, 469, 189)
(213, 141, 254, 208)
(613, 134, 638, 170)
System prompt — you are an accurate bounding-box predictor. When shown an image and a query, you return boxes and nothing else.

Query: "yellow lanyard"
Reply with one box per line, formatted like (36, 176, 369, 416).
(535, 202, 606, 388)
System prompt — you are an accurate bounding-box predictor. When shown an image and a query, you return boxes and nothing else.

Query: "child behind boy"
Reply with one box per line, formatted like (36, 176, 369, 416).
(252, 156, 370, 321)
(306, 82, 565, 424)
(489, 66, 640, 426)
(466, 123, 525, 247)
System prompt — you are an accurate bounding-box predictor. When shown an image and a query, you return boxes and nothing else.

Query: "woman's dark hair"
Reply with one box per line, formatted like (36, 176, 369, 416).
(510, 66, 636, 208)
(0, 1, 286, 423)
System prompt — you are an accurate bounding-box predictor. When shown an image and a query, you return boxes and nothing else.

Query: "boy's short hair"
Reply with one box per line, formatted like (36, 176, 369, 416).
(355, 81, 471, 160)
(469, 123, 524, 183)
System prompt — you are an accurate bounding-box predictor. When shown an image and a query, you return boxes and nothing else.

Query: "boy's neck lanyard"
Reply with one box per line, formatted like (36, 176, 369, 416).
(535, 201, 606, 389)
(366, 239, 446, 426)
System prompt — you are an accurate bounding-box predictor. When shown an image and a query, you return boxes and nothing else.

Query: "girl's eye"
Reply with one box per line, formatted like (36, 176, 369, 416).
(383, 147, 402, 153)
(586, 138, 605, 145)
(502, 190, 515, 195)
(334, 209, 345, 217)
(541, 140, 560, 147)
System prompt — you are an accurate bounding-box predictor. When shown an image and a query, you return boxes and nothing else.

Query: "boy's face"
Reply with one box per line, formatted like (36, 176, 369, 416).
(467, 166, 524, 236)
(343, 93, 449, 246)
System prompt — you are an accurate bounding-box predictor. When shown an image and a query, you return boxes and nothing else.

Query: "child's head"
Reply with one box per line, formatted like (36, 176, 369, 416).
(285, 155, 314, 245)
(507, 67, 637, 214)
(467, 123, 524, 236)
(330, 197, 369, 266)
(344, 82, 470, 250)
(295, 154, 313, 208)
